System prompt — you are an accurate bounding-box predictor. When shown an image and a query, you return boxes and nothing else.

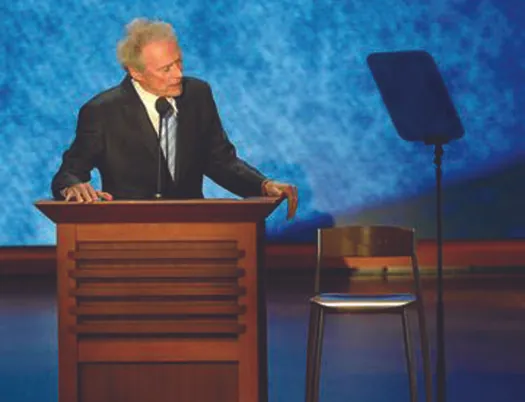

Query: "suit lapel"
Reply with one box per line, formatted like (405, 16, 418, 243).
(174, 88, 190, 184)
(120, 76, 160, 160)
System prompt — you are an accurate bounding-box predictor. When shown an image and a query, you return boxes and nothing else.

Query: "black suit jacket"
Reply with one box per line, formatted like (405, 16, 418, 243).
(52, 76, 267, 200)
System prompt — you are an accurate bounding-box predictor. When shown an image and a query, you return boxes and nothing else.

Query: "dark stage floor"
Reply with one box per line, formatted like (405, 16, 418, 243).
(1, 272, 524, 402)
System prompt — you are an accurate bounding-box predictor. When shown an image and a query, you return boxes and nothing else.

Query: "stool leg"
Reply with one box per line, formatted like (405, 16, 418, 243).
(416, 301, 433, 402)
(412, 254, 433, 402)
(402, 309, 418, 402)
(305, 302, 325, 402)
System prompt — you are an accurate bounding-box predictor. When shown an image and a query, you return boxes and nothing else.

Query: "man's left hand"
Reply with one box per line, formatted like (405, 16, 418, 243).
(262, 180, 298, 220)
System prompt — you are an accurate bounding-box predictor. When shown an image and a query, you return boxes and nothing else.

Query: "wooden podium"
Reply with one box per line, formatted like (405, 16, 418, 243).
(35, 198, 282, 402)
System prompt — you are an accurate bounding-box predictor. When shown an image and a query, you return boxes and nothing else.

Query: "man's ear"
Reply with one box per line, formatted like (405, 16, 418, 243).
(128, 67, 143, 82)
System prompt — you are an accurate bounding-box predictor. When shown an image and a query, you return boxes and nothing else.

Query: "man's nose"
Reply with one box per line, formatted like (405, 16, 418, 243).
(172, 65, 183, 78)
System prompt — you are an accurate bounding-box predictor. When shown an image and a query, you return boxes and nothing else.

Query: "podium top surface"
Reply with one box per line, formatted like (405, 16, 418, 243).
(35, 197, 283, 224)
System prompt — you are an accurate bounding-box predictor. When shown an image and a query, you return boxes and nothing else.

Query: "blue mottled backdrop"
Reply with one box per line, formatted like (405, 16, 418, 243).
(1, 0, 524, 245)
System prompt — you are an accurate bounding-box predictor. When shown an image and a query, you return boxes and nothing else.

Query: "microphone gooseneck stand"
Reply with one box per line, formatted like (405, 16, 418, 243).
(154, 97, 174, 199)
(155, 114, 164, 199)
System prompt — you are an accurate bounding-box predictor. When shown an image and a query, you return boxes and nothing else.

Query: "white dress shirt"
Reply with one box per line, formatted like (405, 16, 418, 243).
(131, 79, 178, 135)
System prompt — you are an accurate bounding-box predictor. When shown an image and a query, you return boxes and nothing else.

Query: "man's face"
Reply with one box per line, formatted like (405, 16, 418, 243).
(130, 39, 183, 97)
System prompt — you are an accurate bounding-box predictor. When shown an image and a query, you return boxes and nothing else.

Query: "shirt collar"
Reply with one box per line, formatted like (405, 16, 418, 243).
(131, 79, 177, 114)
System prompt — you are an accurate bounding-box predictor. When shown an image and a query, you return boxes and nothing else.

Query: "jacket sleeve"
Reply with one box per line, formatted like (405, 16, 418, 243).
(51, 102, 104, 199)
(202, 83, 267, 197)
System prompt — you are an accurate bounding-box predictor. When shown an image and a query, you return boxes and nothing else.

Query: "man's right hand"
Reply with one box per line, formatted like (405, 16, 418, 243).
(62, 183, 113, 203)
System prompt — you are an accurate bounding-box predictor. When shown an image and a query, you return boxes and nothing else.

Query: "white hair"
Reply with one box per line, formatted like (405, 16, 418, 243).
(116, 18, 179, 71)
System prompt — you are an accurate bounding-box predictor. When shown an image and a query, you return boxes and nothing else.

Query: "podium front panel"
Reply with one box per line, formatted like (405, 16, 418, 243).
(55, 221, 266, 402)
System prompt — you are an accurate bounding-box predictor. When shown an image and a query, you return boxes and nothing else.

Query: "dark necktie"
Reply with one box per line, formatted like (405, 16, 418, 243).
(161, 111, 177, 180)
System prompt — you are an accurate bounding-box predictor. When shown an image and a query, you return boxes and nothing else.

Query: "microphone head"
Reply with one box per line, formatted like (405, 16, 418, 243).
(155, 97, 174, 117)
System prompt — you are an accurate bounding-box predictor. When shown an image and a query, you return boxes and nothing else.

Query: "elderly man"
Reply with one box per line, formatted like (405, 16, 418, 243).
(52, 18, 298, 219)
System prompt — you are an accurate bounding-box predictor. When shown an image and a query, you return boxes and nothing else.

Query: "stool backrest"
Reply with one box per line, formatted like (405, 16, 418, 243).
(315, 226, 420, 294)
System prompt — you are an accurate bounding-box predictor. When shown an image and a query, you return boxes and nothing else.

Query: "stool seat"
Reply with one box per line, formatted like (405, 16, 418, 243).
(312, 293, 416, 312)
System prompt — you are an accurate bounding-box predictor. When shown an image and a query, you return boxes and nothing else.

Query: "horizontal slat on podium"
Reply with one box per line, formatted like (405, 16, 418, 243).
(68, 267, 245, 279)
(72, 321, 246, 335)
(70, 302, 246, 316)
(69, 262, 239, 270)
(77, 241, 238, 251)
(71, 284, 246, 297)
(70, 249, 244, 260)
(78, 339, 240, 362)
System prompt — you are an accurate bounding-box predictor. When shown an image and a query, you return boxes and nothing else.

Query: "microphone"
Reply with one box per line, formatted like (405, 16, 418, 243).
(154, 98, 174, 199)
(155, 97, 174, 118)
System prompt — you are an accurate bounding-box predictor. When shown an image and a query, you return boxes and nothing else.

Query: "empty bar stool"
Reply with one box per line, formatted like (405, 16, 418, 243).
(304, 226, 432, 402)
